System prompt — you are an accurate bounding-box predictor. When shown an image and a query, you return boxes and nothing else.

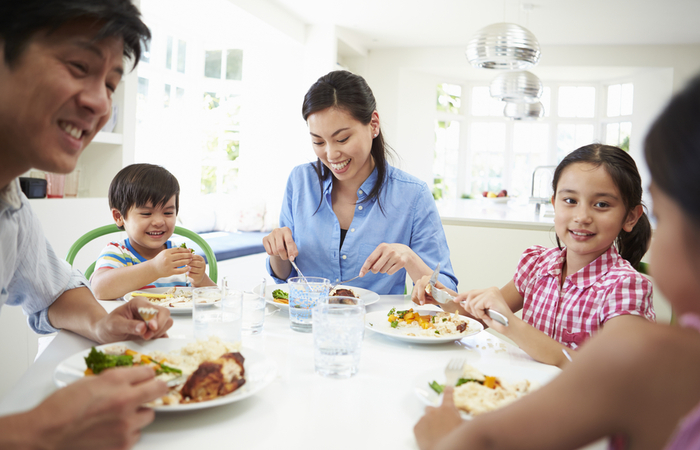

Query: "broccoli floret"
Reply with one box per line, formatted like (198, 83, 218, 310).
(84, 347, 134, 374)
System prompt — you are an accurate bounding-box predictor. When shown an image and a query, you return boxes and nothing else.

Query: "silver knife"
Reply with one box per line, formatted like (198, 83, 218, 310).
(428, 265, 509, 327)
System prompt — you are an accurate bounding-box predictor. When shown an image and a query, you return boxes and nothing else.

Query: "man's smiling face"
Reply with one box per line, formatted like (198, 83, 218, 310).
(0, 19, 124, 176)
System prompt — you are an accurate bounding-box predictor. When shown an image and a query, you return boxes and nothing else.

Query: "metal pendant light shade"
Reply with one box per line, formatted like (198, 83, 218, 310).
(466, 23, 541, 70)
(504, 101, 545, 120)
(490, 71, 542, 103)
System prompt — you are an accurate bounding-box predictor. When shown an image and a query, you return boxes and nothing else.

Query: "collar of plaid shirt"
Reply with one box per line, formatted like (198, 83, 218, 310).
(542, 246, 620, 289)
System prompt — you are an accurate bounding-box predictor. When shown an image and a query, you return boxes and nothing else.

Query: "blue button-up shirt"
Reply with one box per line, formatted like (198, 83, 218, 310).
(267, 163, 458, 294)
(0, 179, 89, 334)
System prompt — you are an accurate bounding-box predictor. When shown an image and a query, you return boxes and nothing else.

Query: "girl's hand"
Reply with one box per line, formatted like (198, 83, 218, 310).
(412, 275, 436, 306)
(414, 386, 464, 450)
(360, 243, 414, 276)
(151, 248, 192, 278)
(456, 287, 514, 332)
(188, 255, 207, 285)
(263, 227, 298, 261)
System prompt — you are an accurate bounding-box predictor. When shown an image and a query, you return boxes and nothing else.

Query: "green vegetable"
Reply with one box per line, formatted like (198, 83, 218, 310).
(429, 381, 444, 394)
(390, 320, 399, 328)
(396, 309, 409, 319)
(456, 378, 480, 387)
(156, 363, 182, 375)
(179, 242, 195, 253)
(84, 347, 135, 374)
(388, 308, 396, 317)
(272, 289, 288, 300)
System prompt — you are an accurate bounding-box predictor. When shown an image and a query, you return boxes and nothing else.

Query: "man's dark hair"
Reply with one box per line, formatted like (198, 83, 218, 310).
(0, 0, 151, 68)
(109, 164, 180, 230)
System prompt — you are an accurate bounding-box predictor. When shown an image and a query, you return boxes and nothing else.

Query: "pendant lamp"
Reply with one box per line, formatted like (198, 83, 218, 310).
(490, 71, 542, 103)
(504, 101, 544, 120)
(466, 23, 541, 70)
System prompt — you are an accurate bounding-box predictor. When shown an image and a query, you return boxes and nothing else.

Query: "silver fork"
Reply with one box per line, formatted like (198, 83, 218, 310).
(429, 282, 510, 327)
(444, 358, 466, 387)
(330, 274, 362, 290)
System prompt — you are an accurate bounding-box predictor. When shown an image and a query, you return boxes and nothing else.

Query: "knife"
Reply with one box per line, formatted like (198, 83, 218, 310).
(428, 264, 509, 327)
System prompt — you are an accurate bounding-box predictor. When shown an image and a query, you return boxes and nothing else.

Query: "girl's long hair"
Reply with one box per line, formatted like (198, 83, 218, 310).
(551, 144, 651, 268)
(302, 70, 394, 214)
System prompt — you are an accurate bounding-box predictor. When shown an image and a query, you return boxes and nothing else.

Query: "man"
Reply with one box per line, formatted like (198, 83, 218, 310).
(0, 1, 174, 448)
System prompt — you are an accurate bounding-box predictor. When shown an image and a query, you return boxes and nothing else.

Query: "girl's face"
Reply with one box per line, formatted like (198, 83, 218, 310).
(307, 107, 379, 186)
(649, 184, 700, 315)
(552, 163, 641, 268)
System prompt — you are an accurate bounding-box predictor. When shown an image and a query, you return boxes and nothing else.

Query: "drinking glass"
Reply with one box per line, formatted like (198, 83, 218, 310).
(45, 173, 65, 198)
(192, 284, 242, 344)
(241, 278, 266, 335)
(288, 277, 330, 333)
(313, 296, 365, 378)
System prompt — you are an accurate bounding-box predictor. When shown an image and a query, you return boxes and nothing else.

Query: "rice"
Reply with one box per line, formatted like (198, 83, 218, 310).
(397, 311, 469, 337)
(148, 336, 241, 378)
(452, 364, 537, 416)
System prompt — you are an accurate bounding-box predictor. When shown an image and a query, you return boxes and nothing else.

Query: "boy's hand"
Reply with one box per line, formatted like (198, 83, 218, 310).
(151, 247, 192, 279)
(188, 255, 207, 285)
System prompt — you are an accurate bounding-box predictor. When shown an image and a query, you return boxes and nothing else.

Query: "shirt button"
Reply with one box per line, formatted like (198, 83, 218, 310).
(350, 228, 355, 232)
(342, 255, 347, 260)
(358, 189, 363, 195)
(336, 278, 339, 282)
(358, 205, 363, 210)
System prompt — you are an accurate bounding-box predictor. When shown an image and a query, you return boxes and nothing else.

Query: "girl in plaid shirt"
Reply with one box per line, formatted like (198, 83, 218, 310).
(414, 73, 700, 450)
(414, 144, 655, 368)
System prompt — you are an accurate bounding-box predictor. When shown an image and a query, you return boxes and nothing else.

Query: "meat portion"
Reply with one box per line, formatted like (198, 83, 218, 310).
(180, 352, 245, 402)
(330, 288, 357, 301)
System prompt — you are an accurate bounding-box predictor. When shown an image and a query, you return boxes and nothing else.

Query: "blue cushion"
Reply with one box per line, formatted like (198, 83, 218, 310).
(174, 231, 266, 263)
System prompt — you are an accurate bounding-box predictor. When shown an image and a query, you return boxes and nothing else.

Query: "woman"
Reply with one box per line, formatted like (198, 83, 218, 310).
(263, 70, 457, 294)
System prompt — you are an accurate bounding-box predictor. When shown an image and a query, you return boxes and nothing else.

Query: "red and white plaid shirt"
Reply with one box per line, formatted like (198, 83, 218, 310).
(514, 245, 655, 350)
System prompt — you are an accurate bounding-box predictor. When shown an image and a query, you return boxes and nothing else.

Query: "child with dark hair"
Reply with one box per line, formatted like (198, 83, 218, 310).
(91, 164, 215, 300)
(414, 73, 700, 450)
(414, 144, 654, 367)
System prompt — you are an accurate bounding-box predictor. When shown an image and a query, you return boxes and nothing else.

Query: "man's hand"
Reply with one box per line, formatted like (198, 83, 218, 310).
(150, 247, 192, 279)
(95, 297, 172, 344)
(27, 366, 167, 450)
(414, 386, 464, 450)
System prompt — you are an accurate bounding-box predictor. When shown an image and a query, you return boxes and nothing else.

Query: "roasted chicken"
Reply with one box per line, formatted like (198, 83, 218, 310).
(180, 352, 245, 402)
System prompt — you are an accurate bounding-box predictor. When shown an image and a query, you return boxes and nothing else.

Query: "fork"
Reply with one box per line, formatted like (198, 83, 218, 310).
(289, 259, 309, 284)
(330, 274, 362, 290)
(429, 285, 510, 327)
(444, 358, 466, 387)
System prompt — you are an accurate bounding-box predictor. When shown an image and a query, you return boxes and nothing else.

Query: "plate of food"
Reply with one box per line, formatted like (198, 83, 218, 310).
(365, 308, 483, 344)
(53, 337, 277, 412)
(259, 284, 380, 312)
(413, 360, 558, 418)
(480, 190, 509, 203)
(123, 287, 219, 315)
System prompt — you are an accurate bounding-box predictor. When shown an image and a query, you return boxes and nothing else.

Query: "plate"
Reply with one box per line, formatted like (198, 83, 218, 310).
(365, 309, 483, 344)
(124, 287, 219, 315)
(259, 284, 380, 312)
(53, 339, 277, 412)
(480, 196, 509, 203)
(413, 361, 560, 418)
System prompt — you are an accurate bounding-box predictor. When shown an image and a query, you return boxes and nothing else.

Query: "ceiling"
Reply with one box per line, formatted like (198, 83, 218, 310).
(270, 0, 700, 49)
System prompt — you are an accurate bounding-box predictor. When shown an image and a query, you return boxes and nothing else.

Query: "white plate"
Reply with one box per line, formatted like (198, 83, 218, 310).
(259, 284, 380, 312)
(413, 361, 560, 418)
(365, 309, 483, 344)
(124, 287, 219, 315)
(53, 339, 277, 412)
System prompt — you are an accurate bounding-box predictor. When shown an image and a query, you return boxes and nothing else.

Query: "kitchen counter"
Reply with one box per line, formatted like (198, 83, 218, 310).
(437, 198, 555, 231)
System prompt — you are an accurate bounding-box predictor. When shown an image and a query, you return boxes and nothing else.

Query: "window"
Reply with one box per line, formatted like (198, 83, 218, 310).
(432, 82, 610, 199)
(604, 83, 633, 151)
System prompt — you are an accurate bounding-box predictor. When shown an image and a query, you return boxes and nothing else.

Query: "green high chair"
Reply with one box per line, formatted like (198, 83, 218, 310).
(65, 224, 218, 282)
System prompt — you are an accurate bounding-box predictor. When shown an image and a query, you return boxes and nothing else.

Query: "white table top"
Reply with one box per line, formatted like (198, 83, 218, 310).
(437, 198, 555, 230)
(0, 295, 565, 450)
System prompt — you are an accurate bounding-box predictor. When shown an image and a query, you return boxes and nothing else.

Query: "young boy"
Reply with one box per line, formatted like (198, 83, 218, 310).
(91, 163, 215, 300)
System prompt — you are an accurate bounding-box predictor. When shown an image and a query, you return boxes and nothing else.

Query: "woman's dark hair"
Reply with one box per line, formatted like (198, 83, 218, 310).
(645, 75, 700, 226)
(109, 164, 180, 230)
(0, 0, 150, 68)
(302, 70, 394, 213)
(551, 144, 651, 268)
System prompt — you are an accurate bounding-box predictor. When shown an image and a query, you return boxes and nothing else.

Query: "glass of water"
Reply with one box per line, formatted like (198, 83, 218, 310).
(192, 284, 242, 344)
(241, 278, 267, 335)
(288, 277, 330, 333)
(312, 296, 365, 378)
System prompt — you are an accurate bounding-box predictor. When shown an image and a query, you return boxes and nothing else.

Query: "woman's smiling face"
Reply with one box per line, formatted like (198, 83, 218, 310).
(307, 107, 379, 185)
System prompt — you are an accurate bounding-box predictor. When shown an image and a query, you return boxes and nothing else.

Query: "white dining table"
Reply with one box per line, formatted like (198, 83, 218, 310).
(0, 295, 605, 450)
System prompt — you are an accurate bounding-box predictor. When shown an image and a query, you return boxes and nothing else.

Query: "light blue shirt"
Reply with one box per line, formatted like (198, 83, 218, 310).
(267, 163, 458, 295)
(0, 179, 89, 334)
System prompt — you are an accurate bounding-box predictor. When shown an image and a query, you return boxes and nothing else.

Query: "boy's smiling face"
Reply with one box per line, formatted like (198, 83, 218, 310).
(112, 195, 178, 258)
